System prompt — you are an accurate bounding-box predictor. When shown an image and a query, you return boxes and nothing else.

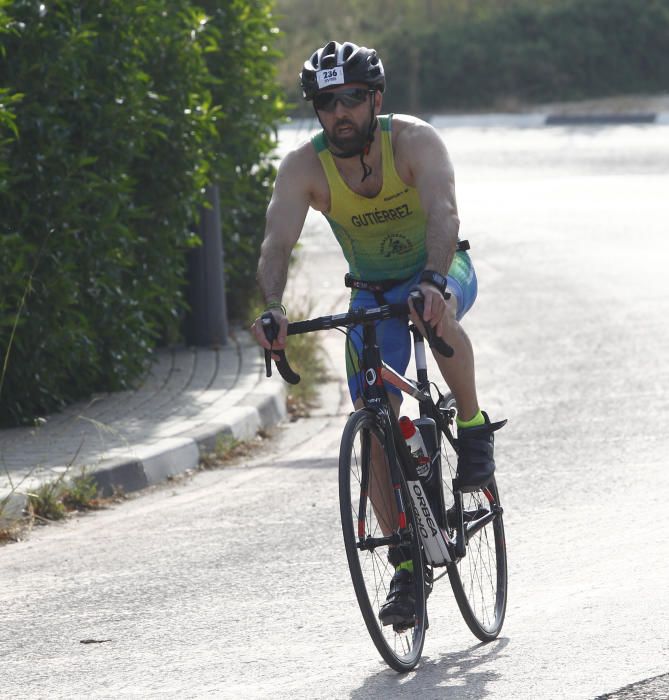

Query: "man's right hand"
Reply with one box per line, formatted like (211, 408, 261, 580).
(251, 308, 288, 360)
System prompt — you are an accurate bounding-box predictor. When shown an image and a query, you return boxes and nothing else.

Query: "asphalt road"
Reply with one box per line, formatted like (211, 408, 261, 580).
(1, 122, 668, 699)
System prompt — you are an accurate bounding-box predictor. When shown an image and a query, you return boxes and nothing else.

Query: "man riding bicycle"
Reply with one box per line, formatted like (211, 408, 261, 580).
(252, 40, 504, 627)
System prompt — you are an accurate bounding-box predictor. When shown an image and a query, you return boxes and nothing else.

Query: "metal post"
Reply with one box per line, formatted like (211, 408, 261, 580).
(184, 184, 228, 346)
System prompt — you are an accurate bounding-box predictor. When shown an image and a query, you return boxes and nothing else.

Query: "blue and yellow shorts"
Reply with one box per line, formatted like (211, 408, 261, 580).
(345, 250, 477, 403)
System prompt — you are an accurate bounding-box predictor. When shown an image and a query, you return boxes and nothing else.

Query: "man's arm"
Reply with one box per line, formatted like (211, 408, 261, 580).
(398, 121, 461, 332)
(253, 149, 311, 350)
(403, 121, 460, 274)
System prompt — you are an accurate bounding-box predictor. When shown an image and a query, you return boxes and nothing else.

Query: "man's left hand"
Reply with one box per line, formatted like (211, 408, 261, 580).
(408, 283, 450, 339)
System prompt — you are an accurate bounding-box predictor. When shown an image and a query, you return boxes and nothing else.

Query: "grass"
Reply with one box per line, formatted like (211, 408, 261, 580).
(28, 469, 105, 521)
(199, 430, 271, 470)
(199, 433, 245, 469)
(283, 324, 329, 418)
(0, 515, 24, 545)
(0, 468, 111, 544)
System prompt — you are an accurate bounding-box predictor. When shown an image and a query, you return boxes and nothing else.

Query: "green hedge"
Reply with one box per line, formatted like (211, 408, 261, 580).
(0, 1, 283, 427)
(199, 0, 285, 313)
(380, 0, 669, 112)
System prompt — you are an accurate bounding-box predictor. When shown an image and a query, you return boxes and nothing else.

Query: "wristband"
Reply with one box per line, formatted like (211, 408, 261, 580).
(265, 301, 287, 316)
(418, 269, 448, 295)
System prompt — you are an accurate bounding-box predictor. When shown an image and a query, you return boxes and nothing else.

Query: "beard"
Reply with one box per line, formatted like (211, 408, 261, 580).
(325, 116, 371, 155)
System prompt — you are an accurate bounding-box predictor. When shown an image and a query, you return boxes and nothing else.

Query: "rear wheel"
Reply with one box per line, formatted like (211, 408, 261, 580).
(438, 394, 508, 640)
(339, 408, 427, 672)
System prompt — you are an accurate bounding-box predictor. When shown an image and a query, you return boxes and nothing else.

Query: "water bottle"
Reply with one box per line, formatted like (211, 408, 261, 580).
(414, 416, 447, 528)
(398, 416, 430, 477)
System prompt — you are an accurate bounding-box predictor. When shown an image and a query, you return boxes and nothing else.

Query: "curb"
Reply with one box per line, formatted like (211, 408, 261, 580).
(85, 359, 287, 498)
(429, 112, 669, 128)
(0, 342, 287, 526)
(544, 113, 657, 125)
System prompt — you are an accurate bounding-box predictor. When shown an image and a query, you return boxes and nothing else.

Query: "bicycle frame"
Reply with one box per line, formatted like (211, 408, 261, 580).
(263, 298, 500, 565)
(383, 331, 503, 562)
(358, 317, 502, 566)
(355, 318, 455, 567)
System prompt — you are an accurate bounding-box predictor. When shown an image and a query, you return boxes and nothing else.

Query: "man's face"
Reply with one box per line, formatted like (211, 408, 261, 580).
(314, 84, 380, 153)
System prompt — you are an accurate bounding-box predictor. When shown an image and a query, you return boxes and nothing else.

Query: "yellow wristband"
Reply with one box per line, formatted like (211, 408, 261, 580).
(265, 301, 287, 316)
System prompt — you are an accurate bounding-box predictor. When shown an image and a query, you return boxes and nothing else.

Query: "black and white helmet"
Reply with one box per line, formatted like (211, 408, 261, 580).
(300, 41, 385, 100)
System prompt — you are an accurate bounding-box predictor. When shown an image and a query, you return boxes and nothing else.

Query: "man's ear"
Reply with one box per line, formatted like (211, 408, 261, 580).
(374, 90, 383, 115)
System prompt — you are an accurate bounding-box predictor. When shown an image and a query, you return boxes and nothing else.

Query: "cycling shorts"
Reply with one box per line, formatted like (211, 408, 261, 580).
(345, 250, 477, 404)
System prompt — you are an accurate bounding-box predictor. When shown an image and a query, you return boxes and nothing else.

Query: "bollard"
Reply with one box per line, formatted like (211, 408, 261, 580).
(184, 184, 229, 347)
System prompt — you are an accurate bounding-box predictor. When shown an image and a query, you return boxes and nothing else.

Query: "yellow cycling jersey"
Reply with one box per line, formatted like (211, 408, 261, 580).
(312, 114, 428, 282)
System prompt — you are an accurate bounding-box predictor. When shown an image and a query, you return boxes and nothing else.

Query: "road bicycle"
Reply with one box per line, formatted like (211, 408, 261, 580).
(262, 290, 507, 672)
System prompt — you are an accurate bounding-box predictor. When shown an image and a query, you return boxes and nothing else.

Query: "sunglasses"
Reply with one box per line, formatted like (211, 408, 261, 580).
(313, 87, 372, 112)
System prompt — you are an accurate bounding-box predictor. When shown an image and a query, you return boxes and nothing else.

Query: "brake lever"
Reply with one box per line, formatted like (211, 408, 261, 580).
(409, 289, 455, 358)
(260, 312, 301, 385)
(261, 314, 277, 378)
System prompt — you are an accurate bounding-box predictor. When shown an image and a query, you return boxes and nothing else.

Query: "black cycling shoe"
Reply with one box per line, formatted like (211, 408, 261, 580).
(378, 568, 416, 628)
(455, 412, 507, 492)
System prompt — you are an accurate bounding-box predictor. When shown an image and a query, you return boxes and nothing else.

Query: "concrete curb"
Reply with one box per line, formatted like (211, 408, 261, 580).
(429, 112, 669, 128)
(85, 357, 287, 498)
(544, 113, 657, 125)
(0, 338, 287, 526)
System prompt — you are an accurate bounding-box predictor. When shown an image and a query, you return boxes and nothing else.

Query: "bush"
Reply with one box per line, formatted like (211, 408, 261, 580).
(0, 1, 284, 426)
(199, 0, 285, 316)
(380, 0, 669, 112)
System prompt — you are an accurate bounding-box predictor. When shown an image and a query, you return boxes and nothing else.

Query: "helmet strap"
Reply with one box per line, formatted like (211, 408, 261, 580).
(359, 97, 377, 182)
(315, 93, 378, 182)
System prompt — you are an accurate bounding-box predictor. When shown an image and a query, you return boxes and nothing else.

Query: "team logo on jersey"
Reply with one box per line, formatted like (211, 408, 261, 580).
(384, 188, 410, 202)
(380, 233, 413, 258)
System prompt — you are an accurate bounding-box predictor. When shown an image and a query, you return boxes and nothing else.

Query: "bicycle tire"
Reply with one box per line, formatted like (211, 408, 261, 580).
(439, 394, 508, 641)
(339, 408, 427, 672)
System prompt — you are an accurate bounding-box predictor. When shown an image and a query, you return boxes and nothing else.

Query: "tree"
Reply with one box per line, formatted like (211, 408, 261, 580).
(0, 1, 284, 426)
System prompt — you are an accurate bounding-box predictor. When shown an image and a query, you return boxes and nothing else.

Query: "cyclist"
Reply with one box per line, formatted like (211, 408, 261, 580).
(252, 40, 505, 627)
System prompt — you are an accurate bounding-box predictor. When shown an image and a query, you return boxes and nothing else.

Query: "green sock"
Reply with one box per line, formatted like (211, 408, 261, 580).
(396, 560, 414, 573)
(457, 409, 485, 429)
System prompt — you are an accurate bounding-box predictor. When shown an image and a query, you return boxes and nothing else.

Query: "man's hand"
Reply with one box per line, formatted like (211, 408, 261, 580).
(408, 283, 450, 340)
(251, 308, 288, 361)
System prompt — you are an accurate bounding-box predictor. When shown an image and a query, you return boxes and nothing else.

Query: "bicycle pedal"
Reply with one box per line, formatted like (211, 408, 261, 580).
(390, 617, 416, 632)
(390, 612, 429, 633)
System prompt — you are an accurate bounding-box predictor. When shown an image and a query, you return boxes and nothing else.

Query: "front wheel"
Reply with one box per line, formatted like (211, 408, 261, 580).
(439, 394, 508, 641)
(339, 408, 427, 672)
